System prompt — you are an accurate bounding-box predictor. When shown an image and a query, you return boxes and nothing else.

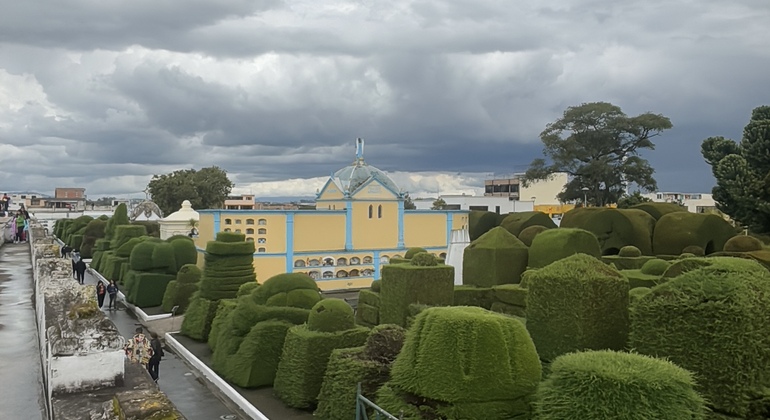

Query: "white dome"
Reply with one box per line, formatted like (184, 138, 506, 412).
(163, 200, 199, 222)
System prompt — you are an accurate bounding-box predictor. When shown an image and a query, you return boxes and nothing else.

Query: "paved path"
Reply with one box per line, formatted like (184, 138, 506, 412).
(80, 269, 247, 420)
(0, 243, 46, 419)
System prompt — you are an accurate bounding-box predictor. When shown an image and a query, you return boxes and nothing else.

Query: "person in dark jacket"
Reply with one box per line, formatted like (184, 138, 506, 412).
(106, 280, 119, 310)
(74, 259, 87, 284)
(147, 332, 164, 382)
(95, 280, 107, 308)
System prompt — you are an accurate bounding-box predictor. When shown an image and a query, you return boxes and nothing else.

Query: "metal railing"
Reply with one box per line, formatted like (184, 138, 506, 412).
(355, 383, 403, 420)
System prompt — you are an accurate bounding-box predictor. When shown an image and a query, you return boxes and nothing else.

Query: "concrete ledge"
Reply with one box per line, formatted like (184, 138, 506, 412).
(88, 268, 174, 322)
(164, 333, 270, 420)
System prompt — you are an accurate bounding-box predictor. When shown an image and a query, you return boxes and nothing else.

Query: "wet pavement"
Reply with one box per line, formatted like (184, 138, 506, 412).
(0, 242, 46, 419)
(79, 269, 247, 420)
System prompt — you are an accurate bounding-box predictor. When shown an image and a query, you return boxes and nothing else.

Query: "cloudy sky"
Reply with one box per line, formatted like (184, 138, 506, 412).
(1, 0, 768, 200)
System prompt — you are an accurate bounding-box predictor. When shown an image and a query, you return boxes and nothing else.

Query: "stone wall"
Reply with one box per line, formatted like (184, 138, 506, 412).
(30, 224, 126, 397)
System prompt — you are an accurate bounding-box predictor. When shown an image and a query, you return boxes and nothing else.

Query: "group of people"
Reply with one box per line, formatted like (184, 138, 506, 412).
(125, 327, 164, 382)
(95, 279, 119, 309)
(12, 208, 30, 243)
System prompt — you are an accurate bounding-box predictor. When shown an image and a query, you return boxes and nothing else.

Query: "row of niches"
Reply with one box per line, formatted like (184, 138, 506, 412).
(300, 269, 375, 280)
(294, 255, 398, 268)
(223, 227, 267, 236)
(224, 218, 267, 225)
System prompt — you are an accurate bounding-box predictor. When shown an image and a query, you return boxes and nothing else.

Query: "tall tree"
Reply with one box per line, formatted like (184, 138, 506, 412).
(147, 166, 234, 215)
(523, 102, 672, 206)
(403, 193, 416, 210)
(431, 198, 448, 210)
(701, 106, 770, 233)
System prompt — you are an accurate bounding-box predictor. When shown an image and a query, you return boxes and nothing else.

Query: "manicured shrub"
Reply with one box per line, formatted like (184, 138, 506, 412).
(379, 263, 454, 326)
(563, 208, 657, 256)
(652, 212, 736, 256)
(102, 255, 129, 282)
(199, 235, 256, 302)
(631, 202, 688, 220)
(490, 301, 526, 317)
(115, 237, 142, 258)
(379, 307, 541, 420)
(180, 295, 219, 341)
(70, 235, 84, 252)
(129, 241, 157, 271)
(409, 252, 437, 266)
(237, 281, 259, 297)
(225, 320, 296, 388)
(601, 255, 655, 270)
(216, 231, 245, 243)
(630, 257, 770, 418)
(629, 287, 651, 303)
(104, 203, 130, 241)
(370, 279, 381, 292)
(315, 347, 383, 420)
(207, 299, 237, 351)
(522, 253, 629, 362)
(469, 211, 499, 241)
(528, 228, 601, 269)
(356, 303, 379, 327)
(534, 350, 706, 420)
(161, 264, 201, 313)
(518, 225, 550, 247)
(131, 221, 160, 237)
(205, 240, 254, 256)
(618, 245, 642, 257)
(682, 245, 705, 256)
(463, 227, 528, 287)
(641, 258, 670, 275)
(363, 324, 407, 364)
(151, 242, 177, 275)
(493, 284, 528, 307)
(129, 272, 175, 308)
(499, 211, 557, 237)
(620, 269, 664, 289)
(404, 247, 428, 259)
(169, 236, 197, 272)
(111, 225, 146, 250)
(274, 324, 370, 409)
(453, 286, 494, 309)
(661, 257, 712, 279)
(252, 273, 318, 306)
(307, 298, 355, 333)
(724, 235, 763, 252)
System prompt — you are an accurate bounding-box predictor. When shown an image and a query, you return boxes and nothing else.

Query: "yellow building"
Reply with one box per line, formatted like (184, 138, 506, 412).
(196, 139, 469, 291)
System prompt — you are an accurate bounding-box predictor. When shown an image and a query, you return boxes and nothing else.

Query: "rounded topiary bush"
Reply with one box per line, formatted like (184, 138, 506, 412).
(629, 287, 652, 303)
(518, 225, 550, 247)
(724, 235, 763, 252)
(363, 324, 407, 364)
(534, 350, 706, 420)
(681, 245, 705, 256)
(528, 228, 601, 269)
(237, 281, 259, 297)
(177, 264, 202, 283)
(640, 258, 670, 276)
(370, 280, 381, 292)
(404, 247, 428, 259)
(618, 245, 642, 257)
(252, 273, 320, 306)
(410, 252, 438, 266)
(630, 257, 770, 417)
(307, 299, 355, 333)
(216, 231, 246, 243)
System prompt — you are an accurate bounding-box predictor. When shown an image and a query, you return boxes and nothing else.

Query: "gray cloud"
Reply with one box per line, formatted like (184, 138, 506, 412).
(1, 0, 769, 200)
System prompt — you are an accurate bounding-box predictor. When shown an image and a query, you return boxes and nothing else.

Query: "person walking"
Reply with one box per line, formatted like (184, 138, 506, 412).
(74, 259, 87, 284)
(106, 280, 119, 310)
(22, 216, 29, 242)
(147, 332, 164, 382)
(124, 327, 153, 366)
(71, 249, 81, 278)
(1, 193, 9, 216)
(14, 212, 25, 243)
(96, 280, 107, 307)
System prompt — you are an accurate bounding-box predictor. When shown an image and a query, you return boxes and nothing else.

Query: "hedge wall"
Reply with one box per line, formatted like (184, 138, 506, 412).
(522, 253, 629, 362)
(115, 237, 142, 258)
(111, 225, 147, 250)
(518, 225, 550, 247)
(207, 299, 238, 352)
(225, 320, 296, 388)
(463, 227, 528, 287)
(314, 347, 384, 420)
(356, 303, 379, 327)
(534, 350, 706, 419)
(528, 228, 602, 269)
(273, 324, 370, 409)
(169, 237, 197, 272)
(630, 257, 770, 418)
(161, 264, 201, 313)
(652, 212, 736, 256)
(379, 306, 540, 420)
(129, 241, 157, 271)
(180, 296, 219, 341)
(469, 211, 499, 241)
(499, 211, 557, 237)
(126, 272, 175, 308)
(580, 209, 657, 256)
(601, 255, 655, 270)
(379, 263, 454, 326)
(453, 286, 494, 309)
(308, 298, 355, 333)
(199, 235, 256, 301)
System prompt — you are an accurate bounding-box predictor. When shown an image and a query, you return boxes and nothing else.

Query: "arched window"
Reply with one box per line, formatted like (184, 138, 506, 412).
(362, 256, 373, 264)
(225, 219, 232, 225)
(309, 271, 320, 280)
(258, 219, 267, 225)
(349, 269, 360, 277)
(246, 228, 254, 234)
(235, 219, 242, 224)
(322, 271, 334, 279)
(258, 247, 266, 253)
(235, 229, 241, 233)
(380, 255, 390, 264)
(246, 219, 255, 225)
(439, 252, 447, 259)
(337, 257, 347, 266)
(258, 228, 267, 234)
(246, 237, 254, 242)
(258, 238, 266, 244)
(368, 205, 373, 218)
(309, 259, 320, 267)
(336, 270, 349, 278)
(294, 260, 306, 268)
(378, 205, 382, 218)
(224, 228, 232, 232)
(350, 257, 361, 265)
(362, 268, 373, 276)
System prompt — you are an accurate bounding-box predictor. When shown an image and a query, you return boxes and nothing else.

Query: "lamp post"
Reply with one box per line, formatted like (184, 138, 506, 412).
(581, 187, 589, 207)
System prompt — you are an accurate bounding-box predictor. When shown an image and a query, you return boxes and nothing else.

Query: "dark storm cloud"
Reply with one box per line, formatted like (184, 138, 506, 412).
(1, 0, 770, 198)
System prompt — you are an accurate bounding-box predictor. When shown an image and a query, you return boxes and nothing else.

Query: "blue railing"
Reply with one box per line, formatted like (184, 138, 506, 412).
(355, 383, 402, 420)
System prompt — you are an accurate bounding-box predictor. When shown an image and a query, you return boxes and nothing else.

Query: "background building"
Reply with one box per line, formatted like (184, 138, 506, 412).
(643, 191, 718, 214)
(196, 139, 468, 291)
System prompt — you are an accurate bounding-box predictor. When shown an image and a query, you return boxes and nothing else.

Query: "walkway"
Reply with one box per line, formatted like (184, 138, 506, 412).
(0, 242, 46, 419)
(79, 269, 246, 420)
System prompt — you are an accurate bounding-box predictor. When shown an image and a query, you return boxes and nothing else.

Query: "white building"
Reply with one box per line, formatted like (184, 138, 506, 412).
(413, 195, 535, 214)
(642, 192, 717, 214)
(159, 200, 200, 239)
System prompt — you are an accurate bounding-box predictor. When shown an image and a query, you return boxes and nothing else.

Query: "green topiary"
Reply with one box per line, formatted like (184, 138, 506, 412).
(151, 242, 177, 274)
(129, 241, 157, 271)
(469, 211, 499, 241)
(379, 263, 454, 327)
(629, 287, 652, 303)
(308, 299, 355, 333)
(518, 225, 550, 247)
(463, 227, 529, 287)
(314, 347, 383, 420)
(370, 279, 381, 292)
(630, 257, 770, 418)
(681, 245, 705, 256)
(379, 306, 541, 419)
(522, 253, 629, 362)
(534, 350, 706, 420)
(169, 236, 198, 272)
(528, 228, 602, 269)
(499, 211, 557, 237)
(161, 264, 202, 313)
(404, 247, 428, 259)
(237, 281, 259, 297)
(363, 324, 407, 364)
(111, 225, 146, 250)
(493, 284, 528, 307)
(180, 296, 219, 341)
(618, 245, 642, 257)
(409, 252, 437, 266)
(631, 202, 688, 220)
(216, 231, 246, 243)
(198, 235, 257, 303)
(724, 235, 763, 252)
(115, 237, 142, 258)
(453, 286, 494, 309)
(562, 208, 657, 256)
(641, 258, 670, 276)
(652, 212, 736, 256)
(104, 203, 130, 241)
(224, 320, 296, 388)
(129, 272, 175, 307)
(252, 273, 319, 306)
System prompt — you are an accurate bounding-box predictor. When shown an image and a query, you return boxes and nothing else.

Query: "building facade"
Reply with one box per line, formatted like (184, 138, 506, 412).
(643, 191, 718, 214)
(195, 139, 468, 291)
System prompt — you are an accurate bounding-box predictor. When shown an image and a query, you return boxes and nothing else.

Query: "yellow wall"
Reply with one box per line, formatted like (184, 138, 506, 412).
(196, 213, 216, 246)
(403, 213, 448, 248)
(317, 181, 344, 200)
(316, 201, 346, 210)
(352, 182, 398, 200)
(453, 213, 469, 230)
(253, 257, 287, 282)
(220, 213, 288, 253)
(351, 201, 398, 249)
(294, 213, 346, 252)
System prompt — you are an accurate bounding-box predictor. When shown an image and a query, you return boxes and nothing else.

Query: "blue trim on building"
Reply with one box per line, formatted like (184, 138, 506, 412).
(286, 212, 294, 273)
(397, 200, 405, 248)
(446, 212, 453, 246)
(374, 250, 381, 280)
(213, 212, 221, 236)
(345, 200, 353, 250)
(198, 209, 344, 215)
(291, 247, 446, 256)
